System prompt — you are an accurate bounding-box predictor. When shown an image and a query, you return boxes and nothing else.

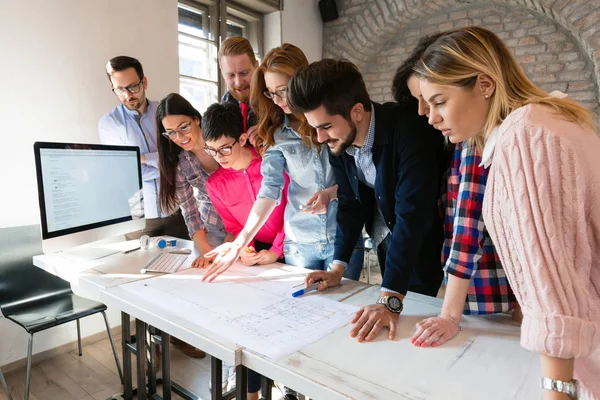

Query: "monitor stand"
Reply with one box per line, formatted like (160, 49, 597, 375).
(59, 246, 122, 261)
(55, 237, 136, 261)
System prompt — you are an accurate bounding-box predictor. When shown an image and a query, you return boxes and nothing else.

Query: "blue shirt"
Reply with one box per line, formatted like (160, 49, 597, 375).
(346, 109, 377, 187)
(345, 110, 390, 248)
(257, 117, 337, 244)
(98, 100, 169, 219)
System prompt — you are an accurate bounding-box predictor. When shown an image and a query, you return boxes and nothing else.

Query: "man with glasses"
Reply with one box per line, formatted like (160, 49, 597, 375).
(99, 56, 189, 241)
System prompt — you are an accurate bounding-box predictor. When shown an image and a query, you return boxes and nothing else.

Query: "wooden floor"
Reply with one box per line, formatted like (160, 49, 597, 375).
(0, 330, 294, 400)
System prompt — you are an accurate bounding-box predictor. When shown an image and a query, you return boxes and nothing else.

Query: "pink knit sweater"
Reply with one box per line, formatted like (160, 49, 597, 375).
(483, 104, 600, 399)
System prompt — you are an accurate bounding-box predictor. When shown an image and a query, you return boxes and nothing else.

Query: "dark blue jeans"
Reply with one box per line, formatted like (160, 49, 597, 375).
(248, 369, 261, 393)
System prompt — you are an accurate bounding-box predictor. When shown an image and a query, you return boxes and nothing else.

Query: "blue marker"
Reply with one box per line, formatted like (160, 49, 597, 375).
(292, 282, 321, 297)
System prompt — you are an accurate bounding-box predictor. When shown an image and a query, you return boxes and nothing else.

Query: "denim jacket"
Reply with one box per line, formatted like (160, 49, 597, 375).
(257, 117, 337, 244)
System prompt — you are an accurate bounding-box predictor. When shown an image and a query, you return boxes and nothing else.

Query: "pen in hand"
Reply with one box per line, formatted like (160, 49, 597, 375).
(292, 282, 321, 298)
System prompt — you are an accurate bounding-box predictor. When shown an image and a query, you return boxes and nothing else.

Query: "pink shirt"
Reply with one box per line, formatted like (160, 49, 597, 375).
(206, 150, 288, 258)
(483, 104, 600, 399)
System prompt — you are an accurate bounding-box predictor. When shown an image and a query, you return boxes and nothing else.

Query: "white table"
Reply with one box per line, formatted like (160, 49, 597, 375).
(33, 237, 368, 400)
(32, 236, 178, 301)
(243, 285, 541, 400)
(34, 238, 541, 400)
(33, 237, 242, 400)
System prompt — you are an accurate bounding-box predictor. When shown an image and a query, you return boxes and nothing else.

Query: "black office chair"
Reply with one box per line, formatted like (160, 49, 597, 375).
(0, 225, 123, 400)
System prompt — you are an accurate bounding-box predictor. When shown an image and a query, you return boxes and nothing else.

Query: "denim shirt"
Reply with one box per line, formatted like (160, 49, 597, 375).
(98, 100, 170, 219)
(257, 117, 337, 244)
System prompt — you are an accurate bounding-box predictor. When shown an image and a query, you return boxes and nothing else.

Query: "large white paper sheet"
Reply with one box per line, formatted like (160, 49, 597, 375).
(118, 263, 359, 360)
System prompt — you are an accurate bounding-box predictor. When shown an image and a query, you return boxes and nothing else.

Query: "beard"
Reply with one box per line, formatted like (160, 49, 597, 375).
(327, 122, 357, 156)
(231, 85, 250, 102)
(123, 95, 145, 111)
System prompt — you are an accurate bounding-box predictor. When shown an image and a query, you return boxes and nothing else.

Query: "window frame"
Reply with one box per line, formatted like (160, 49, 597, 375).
(177, 0, 265, 109)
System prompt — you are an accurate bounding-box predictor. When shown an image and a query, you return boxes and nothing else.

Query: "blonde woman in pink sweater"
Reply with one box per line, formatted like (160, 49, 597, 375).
(414, 26, 599, 400)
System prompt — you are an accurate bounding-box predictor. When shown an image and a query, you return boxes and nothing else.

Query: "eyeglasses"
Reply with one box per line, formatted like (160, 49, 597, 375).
(263, 88, 287, 99)
(112, 80, 143, 96)
(203, 139, 238, 157)
(162, 122, 192, 140)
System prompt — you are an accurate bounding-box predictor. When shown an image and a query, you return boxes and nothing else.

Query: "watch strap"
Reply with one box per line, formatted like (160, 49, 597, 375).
(540, 377, 578, 399)
(377, 296, 403, 314)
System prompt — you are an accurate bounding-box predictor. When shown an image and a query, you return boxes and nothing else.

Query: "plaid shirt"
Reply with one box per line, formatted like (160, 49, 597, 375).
(176, 150, 224, 238)
(442, 142, 514, 315)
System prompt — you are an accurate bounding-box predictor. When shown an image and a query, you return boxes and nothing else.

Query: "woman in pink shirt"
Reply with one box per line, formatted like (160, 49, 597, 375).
(202, 102, 289, 266)
(414, 27, 600, 400)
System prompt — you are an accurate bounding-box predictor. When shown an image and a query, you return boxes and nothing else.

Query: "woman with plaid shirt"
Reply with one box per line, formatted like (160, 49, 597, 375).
(411, 141, 517, 347)
(392, 34, 516, 348)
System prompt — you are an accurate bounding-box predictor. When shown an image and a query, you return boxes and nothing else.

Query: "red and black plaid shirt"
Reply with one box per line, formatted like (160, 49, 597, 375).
(442, 142, 515, 315)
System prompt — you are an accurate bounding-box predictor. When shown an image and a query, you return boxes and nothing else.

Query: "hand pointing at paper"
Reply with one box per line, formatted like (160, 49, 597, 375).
(202, 241, 243, 282)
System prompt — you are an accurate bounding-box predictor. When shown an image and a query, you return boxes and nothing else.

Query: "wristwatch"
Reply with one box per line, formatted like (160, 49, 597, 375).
(376, 295, 403, 314)
(540, 377, 578, 399)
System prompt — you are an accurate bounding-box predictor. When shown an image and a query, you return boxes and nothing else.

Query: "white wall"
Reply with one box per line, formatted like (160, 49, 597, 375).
(263, 0, 323, 61)
(0, 0, 179, 229)
(0, 0, 179, 367)
(282, 0, 323, 61)
(264, 10, 283, 54)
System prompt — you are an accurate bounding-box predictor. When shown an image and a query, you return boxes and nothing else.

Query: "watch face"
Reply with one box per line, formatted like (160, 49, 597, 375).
(388, 296, 402, 311)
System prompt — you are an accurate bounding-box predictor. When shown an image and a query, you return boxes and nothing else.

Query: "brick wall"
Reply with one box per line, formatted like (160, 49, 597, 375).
(323, 0, 600, 115)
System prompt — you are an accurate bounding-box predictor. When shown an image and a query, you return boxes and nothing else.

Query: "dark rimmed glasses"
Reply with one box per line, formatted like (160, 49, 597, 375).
(204, 138, 238, 157)
(263, 88, 287, 99)
(112, 80, 143, 96)
(162, 122, 192, 140)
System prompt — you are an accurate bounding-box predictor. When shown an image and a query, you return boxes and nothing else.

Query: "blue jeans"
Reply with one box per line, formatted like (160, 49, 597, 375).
(284, 239, 364, 280)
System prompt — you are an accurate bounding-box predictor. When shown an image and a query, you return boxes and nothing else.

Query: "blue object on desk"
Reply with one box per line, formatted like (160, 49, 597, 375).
(292, 282, 320, 297)
(154, 238, 177, 249)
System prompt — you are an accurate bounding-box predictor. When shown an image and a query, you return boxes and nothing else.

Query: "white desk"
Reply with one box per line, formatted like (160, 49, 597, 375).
(34, 239, 540, 400)
(32, 236, 183, 301)
(243, 286, 541, 400)
(33, 237, 242, 400)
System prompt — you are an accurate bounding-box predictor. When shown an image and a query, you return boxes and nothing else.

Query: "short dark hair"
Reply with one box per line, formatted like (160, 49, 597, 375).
(392, 33, 445, 104)
(105, 56, 144, 81)
(201, 102, 244, 142)
(287, 58, 371, 120)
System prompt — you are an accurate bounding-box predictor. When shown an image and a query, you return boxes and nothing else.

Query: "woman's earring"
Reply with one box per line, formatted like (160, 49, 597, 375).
(485, 94, 490, 99)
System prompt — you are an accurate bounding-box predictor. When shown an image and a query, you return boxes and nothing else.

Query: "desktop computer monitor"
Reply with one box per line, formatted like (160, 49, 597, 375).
(34, 142, 145, 257)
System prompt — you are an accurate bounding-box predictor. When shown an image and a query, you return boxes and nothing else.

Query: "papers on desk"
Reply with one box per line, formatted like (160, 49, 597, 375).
(118, 263, 359, 360)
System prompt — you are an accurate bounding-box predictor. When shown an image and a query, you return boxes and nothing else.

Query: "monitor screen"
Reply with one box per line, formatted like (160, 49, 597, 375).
(34, 142, 145, 254)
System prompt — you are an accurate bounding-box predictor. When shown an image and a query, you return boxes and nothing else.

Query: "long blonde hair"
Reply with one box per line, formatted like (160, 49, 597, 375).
(413, 26, 595, 151)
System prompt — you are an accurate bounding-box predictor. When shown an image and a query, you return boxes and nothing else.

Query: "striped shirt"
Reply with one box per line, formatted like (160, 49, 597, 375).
(442, 142, 514, 315)
(176, 150, 224, 238)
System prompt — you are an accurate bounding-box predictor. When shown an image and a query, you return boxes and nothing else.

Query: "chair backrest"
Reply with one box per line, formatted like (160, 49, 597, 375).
(0, 225, 71, 312)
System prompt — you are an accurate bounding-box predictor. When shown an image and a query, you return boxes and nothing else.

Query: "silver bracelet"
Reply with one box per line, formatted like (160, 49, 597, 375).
(438, 313, 462, 331)
(540, 377, 578, 399)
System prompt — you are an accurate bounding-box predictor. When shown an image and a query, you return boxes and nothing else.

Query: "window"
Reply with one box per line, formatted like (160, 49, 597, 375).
(177, 1, 263, 113)
(178, 4, 219, 114)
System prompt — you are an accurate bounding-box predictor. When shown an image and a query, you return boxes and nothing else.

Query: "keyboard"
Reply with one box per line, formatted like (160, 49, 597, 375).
(141, 252, 190, 274)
